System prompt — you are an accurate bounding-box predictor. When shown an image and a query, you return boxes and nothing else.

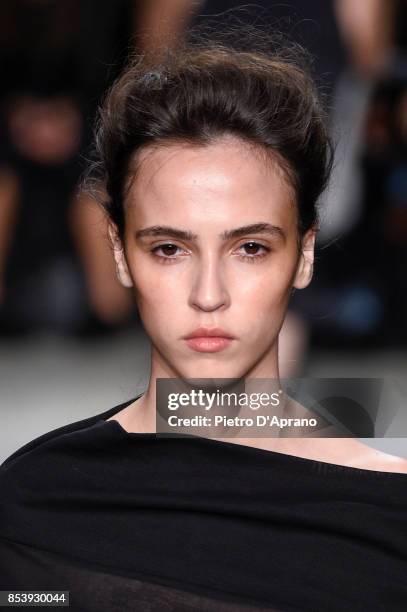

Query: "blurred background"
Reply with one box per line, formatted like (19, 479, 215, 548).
(0, 0, 406, 462)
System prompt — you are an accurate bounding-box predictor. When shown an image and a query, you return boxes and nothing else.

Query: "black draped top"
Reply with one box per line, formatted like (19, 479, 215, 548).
(1, 397, 406, 611)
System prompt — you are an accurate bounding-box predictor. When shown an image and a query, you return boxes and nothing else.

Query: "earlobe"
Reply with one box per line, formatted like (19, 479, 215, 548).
(108, 223, 133, 289)
(292, 228, 316, 290)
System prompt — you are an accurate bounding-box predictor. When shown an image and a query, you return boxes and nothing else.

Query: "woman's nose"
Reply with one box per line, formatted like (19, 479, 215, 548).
(188, 255, 230, 312)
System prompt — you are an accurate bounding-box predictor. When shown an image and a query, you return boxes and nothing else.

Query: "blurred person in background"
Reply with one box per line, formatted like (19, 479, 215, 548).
(0, 0, 194, 337)
(322, 0, 407, 349)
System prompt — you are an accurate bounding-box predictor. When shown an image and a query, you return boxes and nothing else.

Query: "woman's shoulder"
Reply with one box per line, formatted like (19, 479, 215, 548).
(0, 397, 135, 472)
(351, 443, 407, 474)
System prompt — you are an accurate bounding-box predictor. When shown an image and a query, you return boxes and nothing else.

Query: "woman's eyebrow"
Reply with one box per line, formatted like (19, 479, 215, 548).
(135, 226, 197, 240)
(222, 223, 286, 241)
(135, 223, 285, 241)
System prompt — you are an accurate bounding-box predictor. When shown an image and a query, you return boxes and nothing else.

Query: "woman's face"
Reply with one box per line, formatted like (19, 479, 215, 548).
(113, 137, 315, 380)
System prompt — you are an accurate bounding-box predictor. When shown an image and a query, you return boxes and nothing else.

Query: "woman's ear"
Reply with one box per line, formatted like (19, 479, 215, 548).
(108, 223, 133, 288)
(292, 226, 317, 290)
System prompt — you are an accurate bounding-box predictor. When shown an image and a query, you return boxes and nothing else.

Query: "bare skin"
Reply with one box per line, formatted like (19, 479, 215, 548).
(106, 137, 407, 475)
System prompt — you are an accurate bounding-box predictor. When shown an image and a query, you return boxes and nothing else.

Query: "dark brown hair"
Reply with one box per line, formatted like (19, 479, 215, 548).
(87, 29, 333, 244)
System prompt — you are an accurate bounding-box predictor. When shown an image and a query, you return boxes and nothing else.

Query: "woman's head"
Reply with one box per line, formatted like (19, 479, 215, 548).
(89, 36, 333, 379)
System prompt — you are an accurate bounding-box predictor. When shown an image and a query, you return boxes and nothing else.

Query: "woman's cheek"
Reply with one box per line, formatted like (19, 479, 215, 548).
(133, 275, 183, 335)
(237, 278, 292, 340)
(235, 270, 288, 311)
(131, 259, 170, 304)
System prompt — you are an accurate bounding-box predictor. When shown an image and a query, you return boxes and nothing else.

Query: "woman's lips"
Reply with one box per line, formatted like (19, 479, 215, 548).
(184, 337, 234, 352)
(183, 327, 235, 353)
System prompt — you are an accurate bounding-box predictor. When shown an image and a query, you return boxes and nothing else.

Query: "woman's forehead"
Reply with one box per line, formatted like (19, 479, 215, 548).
(126, 138, 296, 224)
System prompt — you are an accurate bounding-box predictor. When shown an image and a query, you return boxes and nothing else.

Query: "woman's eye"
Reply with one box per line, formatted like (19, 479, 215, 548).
(236, 241, 270, 261)
(156, 244, 178, 256)
(151, 243, 187, 262)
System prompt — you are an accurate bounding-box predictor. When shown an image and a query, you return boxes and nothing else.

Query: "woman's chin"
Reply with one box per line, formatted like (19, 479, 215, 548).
(177, 364, 247, 382)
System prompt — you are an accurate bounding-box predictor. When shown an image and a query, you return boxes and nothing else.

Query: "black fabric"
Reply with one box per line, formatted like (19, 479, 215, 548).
(1, 397, 406, 611)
